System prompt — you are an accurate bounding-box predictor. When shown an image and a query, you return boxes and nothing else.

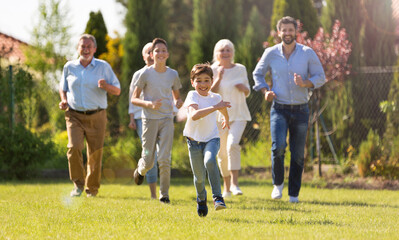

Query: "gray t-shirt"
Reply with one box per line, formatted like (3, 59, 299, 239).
(134, 66, 182, 119)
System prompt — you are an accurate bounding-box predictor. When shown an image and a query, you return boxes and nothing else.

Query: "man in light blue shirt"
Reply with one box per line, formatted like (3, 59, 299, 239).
(59, 34, 120, 198)
(253, 16, 325, 203)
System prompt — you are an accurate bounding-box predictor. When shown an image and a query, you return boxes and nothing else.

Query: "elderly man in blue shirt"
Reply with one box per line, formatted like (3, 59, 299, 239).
(253, 16, 325, 203)
(59, 34, 121, 198)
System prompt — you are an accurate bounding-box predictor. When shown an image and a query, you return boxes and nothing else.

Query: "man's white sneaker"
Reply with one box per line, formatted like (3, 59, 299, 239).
(271, 183, 284, 199)
(289, 196, 299, 203)
(222, 191, 232, 198)
(230, 186, 243, 195)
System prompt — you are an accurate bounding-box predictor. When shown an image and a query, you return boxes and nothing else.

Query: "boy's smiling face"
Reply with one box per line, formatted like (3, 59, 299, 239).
(151, 43, 169, 64)
(192, 73, 213, 96)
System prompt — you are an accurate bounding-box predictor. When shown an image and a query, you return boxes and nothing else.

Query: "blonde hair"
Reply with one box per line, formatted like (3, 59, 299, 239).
(212, 39, 235, 65)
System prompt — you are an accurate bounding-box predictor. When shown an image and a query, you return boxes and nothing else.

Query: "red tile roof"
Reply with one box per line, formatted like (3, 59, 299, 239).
(0, 32, 28, 63)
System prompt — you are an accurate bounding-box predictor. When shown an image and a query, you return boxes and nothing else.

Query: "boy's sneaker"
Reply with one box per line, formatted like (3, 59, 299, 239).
(213, 196, 227, 211)
(197, 198, 208, 217)
(159, 197, 170, 204)
(133, 168, 144, 185)
(271, 183, 284, 199)
(289, 196, 299, 203)
(230, 186, 243, 195)
(70, 188, 83, 197)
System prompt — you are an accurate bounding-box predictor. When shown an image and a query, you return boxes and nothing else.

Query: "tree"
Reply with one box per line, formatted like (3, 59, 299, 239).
(362, 0, 396, 67)
(235, 6, 268, 143)
(84, 11, 109, 58)
(163, 0, 193, 92)
(120, 0, 167, 130)
(99, 34, 123, 137)
(24, 0, 71, 131)
(188, 0, 242, 69)
(270, 0, 319, 38)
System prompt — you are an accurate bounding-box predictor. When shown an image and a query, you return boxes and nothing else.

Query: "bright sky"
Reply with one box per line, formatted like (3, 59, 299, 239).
(0, 0, 126, 58)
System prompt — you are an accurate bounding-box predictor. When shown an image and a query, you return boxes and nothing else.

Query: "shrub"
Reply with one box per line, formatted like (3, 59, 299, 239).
(171, 122, 191, 174)
(102, 133, 141, 170)
(0, 124, 58, 179)
(356, 130, 382, 177)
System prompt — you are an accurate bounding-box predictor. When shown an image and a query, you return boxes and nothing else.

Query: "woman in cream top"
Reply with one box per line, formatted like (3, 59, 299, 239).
(211, 39, 251, 197)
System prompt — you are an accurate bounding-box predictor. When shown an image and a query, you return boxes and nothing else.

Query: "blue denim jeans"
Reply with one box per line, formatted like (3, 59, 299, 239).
(135, 119, 158, 184)
(186, 137, 222, 201)
(270, 102, 309, 197)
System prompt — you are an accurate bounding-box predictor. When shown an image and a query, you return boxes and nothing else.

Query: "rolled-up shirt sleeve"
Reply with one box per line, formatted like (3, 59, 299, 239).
(307, 49, 326, 89)
(253, 49, 271, 91)
(60, 65, 68, 92)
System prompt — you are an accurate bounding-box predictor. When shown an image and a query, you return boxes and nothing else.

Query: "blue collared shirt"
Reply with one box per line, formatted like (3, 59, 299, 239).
(253, 43, 325, 105)
(60, 58, 120, 111)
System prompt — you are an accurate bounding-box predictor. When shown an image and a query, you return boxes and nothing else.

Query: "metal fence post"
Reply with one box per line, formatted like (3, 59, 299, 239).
(8, 65, 14, 130)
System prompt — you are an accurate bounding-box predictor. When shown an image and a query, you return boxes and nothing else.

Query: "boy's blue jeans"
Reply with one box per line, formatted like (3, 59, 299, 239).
(186, 137, 222, 201)
(270, 102, 309, 197)
(135, 119, 158, 184)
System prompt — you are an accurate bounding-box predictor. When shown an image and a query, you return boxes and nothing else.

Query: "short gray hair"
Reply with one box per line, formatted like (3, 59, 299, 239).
(79, 34, 97, 47)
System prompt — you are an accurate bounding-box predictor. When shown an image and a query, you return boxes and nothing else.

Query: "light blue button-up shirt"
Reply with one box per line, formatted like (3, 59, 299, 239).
(60, 58, 120, 111)
(253, 43, 325, 105)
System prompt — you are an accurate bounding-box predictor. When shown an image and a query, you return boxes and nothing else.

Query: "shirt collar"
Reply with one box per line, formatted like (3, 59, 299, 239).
(78, 57, 96, 68)
(277, 42, 299, 57)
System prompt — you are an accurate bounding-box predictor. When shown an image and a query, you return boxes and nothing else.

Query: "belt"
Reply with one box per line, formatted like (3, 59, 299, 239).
(273, 102, 308, 110)
(69, 108, 104, 115)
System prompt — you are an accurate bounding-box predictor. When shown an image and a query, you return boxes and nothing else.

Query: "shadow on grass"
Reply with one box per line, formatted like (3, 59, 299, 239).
(217, 214, 339, 226)
(304, 200, 399, 209)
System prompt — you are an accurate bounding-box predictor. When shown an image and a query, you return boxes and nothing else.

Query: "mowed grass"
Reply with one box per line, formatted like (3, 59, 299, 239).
(0, 177, 398, 240)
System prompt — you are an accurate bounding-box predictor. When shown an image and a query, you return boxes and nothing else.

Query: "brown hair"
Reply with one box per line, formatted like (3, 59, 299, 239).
(276, 16, 297, 31)
(151, 38, 168, 52)
(190, 63, 213, 81)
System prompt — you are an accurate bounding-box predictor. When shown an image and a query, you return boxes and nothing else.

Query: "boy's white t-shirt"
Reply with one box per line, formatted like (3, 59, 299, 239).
(183, 90, 222, 142)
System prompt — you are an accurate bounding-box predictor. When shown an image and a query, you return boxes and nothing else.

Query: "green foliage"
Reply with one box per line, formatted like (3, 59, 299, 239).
(0, 65, 40, 129)
(99, 35, 124, 137)
(41, 130, 68, 169)
(84, 11, 109, 58)
(0, 125, 58, 179)
(24, 0, 71, 132)
(188, 0, 242, 68)
(270, 0, 319, 37)
(356, 130, 382, 177)
(163, 0, 193, 92)
(236, 6, 266, 78)
(171, 122, 191, 174)
(102, 133, 142, 170)
(384, 60, 399, 140)
(120, 0, 167, 130)
(321, 80, 354, 160)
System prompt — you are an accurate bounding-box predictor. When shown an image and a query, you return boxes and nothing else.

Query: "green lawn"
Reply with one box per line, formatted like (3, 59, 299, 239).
(0, 178, 398, 239)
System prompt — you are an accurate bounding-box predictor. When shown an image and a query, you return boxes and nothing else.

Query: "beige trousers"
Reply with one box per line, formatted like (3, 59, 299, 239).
(137, 118, 174, 199)
(65, 109, 107, 195)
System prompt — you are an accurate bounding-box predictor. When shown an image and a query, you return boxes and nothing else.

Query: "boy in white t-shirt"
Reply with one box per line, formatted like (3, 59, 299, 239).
(183, 63, 231, 217)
